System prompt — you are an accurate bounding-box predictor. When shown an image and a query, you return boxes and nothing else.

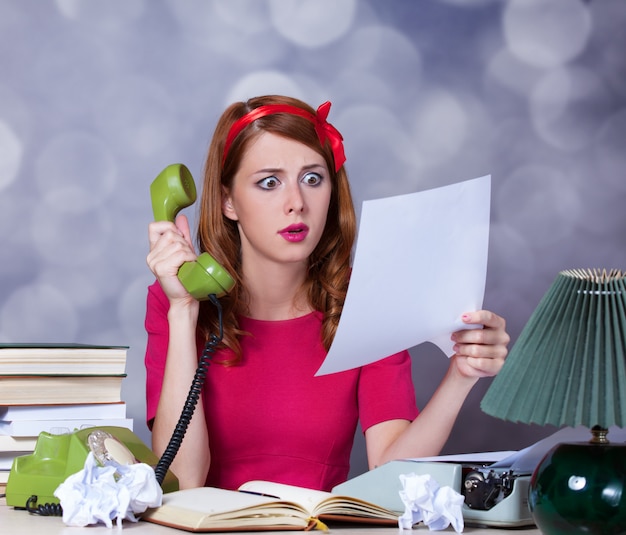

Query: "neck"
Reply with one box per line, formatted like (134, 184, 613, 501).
(241, 260, 311, 321)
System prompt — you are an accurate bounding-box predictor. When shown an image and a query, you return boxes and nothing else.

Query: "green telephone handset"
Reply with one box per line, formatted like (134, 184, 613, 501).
(150, 163, 235, 300)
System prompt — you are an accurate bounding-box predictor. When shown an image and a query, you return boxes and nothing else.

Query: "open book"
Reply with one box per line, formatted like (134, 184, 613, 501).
(142, 480, 400, 532)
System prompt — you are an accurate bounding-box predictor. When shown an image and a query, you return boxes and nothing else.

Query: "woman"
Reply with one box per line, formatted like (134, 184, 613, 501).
(145, 95, 509, 491)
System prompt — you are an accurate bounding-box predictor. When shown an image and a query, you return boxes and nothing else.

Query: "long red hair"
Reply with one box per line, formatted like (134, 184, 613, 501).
(196, 95, 356, 363)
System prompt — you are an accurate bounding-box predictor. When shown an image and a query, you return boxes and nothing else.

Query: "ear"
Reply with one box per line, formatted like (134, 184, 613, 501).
(222, 188, 238, 221)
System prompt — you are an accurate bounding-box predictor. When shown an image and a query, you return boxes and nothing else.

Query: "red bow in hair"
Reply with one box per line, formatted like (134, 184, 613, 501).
(223, 101, 346, 172)
(313, 101, 346, 172)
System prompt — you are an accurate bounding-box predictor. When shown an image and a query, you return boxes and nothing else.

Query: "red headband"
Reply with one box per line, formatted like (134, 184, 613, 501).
(222, 101, 346, 172)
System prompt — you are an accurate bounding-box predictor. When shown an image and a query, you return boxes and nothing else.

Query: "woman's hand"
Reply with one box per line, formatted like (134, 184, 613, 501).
(147, 214, 197, 302)
(450, 310, 510, 379)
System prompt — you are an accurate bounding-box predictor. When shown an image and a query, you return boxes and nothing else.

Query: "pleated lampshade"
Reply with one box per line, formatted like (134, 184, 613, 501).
(482, 269, 626, 534)
(481, 268, 626, 429)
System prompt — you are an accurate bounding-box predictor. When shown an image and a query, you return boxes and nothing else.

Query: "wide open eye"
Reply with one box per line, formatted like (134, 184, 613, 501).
(257, 176, 281, 190)
(301, 172, 323, 187)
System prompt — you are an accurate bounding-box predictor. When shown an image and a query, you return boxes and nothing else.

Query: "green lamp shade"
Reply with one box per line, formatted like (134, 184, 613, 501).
(481, 269, 626, 428)
(480, 269, 626, 535)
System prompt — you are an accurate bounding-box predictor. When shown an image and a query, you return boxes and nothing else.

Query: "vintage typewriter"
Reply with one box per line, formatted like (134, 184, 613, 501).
(333, 456, 533, 528)
(334, 427, 626, 528)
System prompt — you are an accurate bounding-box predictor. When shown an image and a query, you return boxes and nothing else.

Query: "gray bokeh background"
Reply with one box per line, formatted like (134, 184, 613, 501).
(1, 0, 625, 478)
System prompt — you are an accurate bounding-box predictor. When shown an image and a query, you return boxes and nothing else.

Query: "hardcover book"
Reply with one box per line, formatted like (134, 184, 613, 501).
(0, 375, 125, 405)
(142, 480, 400, 532)
(0, 344, 128, 375)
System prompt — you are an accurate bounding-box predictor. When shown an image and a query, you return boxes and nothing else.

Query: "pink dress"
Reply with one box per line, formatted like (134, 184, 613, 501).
(145, 281, 418, 491)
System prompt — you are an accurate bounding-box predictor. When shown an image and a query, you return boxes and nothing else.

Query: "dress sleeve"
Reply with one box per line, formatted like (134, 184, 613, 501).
(144, 280, 170, 429)
(357, 350, 419, 433)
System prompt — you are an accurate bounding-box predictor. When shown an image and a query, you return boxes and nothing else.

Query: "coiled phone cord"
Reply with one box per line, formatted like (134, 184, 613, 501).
(25, 495, 63, 516)
(154, 293, 223, 486)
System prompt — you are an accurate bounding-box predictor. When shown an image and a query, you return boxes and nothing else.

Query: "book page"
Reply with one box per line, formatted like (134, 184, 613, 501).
(238, 480, 398, 520)
(239, 481, 331, 515)
(143, 487, 312, 531)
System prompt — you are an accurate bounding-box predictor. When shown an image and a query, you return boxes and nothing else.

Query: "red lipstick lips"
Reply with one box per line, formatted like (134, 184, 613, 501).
(278, 224, 309, 243)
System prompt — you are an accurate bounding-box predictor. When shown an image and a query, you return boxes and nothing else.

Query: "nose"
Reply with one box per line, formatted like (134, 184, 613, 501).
(286, 183, 305, 214)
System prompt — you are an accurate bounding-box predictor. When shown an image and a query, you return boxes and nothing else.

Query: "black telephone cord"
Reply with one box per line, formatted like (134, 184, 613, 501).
(24, 495, 63, 516)
(154, 293, 223, 486)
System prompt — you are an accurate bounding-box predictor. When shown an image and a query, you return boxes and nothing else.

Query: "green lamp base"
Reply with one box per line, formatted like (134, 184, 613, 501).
(529, 430, 626, 535)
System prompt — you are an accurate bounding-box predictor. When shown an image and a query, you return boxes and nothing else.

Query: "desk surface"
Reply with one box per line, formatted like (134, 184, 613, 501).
(1, 501, 540, 534)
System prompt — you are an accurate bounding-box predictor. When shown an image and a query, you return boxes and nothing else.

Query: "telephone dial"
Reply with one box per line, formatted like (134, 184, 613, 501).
(5, 164, 235, 513)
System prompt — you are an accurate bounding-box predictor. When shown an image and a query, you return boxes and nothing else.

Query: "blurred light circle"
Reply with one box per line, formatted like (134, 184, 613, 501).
(96, 76, 177, 159)
(485, 48, 543, 98)
(503, 0, 592, 69)
(226, 71, 305, 103)
(530, 66, 612, 152)
(30, 201, 112, 267)
(340, 104, 416, 199)
(34, 131, 117, 214)
(28, 29, 117, 121)
(164, 0, 226, 41)
(330, 70, 396, 109)
(324, 25, 423, 116)
(0, 121, 22, 191)
(39, 263, 121, 309)
(208, 23, 285, 67)
(186, 0, 283, 66)
(269, 0, 356, 48)
(214, 0, 272, 34)
(333, 25, 422, 84)
(409, 88, 468, 166)
(0, 283, 78, 342)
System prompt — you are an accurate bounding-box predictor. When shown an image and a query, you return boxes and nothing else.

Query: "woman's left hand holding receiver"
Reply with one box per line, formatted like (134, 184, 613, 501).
(450, 310, 510, 379)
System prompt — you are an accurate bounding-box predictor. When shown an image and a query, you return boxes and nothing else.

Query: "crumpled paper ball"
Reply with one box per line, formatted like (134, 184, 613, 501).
(54, 451, 163, 528)
(398, 472, 465, 532)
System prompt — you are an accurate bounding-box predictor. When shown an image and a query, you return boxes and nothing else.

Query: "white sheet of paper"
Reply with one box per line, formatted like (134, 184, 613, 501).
(316, 175, 491, 375)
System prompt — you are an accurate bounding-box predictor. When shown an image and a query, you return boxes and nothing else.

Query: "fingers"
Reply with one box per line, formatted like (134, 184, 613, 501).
(453, 354, 505, 378)
(148, 215, 193, 249)
(453, 311, 510, 346)
(452, 328, 509, 352)
(174, 214, 193, 246)
(461, 310, 506, 330)
(147, 216, 197, 283)
(450, 309, 510, 378)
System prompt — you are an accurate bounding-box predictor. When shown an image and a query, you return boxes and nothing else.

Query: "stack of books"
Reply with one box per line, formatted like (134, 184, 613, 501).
(0, 343, 132, 493)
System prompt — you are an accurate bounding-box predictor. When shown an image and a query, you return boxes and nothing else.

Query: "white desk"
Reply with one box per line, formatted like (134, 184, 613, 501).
(1, 501, 540, 534)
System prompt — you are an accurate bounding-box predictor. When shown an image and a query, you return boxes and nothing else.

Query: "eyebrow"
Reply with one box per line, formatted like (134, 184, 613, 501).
(253, 163, 326, 175)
